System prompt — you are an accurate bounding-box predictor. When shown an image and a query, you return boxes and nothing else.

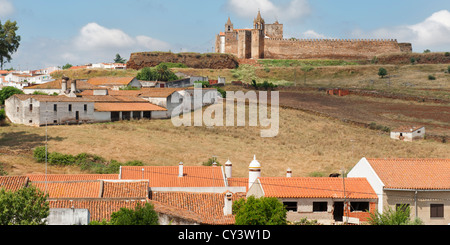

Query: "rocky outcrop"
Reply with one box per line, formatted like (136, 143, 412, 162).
(126, 52, 239, 70)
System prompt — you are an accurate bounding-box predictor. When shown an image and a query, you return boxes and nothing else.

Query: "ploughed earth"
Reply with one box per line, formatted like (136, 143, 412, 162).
(274, 91, 450, 139)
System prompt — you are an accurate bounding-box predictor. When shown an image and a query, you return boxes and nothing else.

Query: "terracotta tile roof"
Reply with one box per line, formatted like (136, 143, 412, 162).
(12, 94, 92, 102)
(392, 125, 424, 132)
(24, 79, 97, 90)
(150, 191, 246, 224)
(27, 174, 118, 182)
(79, 88, 184, 98)
(94, 102, 167, 112)
(30, 179, 149, 199)
(366, 158, 450, 190)
(0, 176, 29, 192)
(102, 180, 149, 198)
(87, 77, 136, 86)
(31, 180, 101, 198)
(120, 166, 226, 187)
(49, 199, 146, 222)
(257, 177, 378, 199)
(80, 95, 147, 102)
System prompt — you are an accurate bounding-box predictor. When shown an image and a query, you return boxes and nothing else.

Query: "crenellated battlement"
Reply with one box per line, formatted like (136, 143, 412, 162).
(266, 38, 398, 43)
(215, 12, 412, 59)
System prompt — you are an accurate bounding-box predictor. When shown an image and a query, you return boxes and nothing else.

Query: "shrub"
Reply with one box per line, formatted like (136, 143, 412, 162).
(378, 67, 388, 78)
(33, 146, 47, 162)
(48, 152, 76, 166)
(0, 109, 5, 122)
(445, 52, 450, 57)
(428, 75, 436, 80)
(202, 157, 221, 166)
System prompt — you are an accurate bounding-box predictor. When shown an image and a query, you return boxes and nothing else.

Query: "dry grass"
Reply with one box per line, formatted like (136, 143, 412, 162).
(1, 102, 448, 178)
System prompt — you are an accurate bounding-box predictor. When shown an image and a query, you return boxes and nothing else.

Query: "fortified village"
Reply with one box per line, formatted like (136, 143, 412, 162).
(215, 11, 412, 60)
(1, 8, 449, 229)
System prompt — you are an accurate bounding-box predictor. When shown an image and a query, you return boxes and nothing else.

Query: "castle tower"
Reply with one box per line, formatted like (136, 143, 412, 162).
(251, 11, 265, 59)
(225, 16, 234, 32)
(253, 10, 265, 31)
(248, 155, 261, 189)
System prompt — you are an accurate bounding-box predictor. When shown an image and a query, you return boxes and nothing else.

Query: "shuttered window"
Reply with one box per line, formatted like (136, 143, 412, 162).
(430, 204, 444, 218)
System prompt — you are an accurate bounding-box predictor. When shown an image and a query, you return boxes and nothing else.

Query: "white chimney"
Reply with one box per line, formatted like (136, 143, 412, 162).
(178, 162, 184, 177)
(225, 159, 232, 178)
(223, 192, 233, 215)
(68, 80, 77, 97)
(248, 155, 261, 189)
(286, 168, 292, 177)
(61, 76, 68, 93)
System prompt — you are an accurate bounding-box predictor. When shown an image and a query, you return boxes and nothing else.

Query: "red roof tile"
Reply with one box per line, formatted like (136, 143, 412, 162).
(0, 176, 29, 192)
(102, 180, 149, 198)
(366, 158, 450, 190)
(94, 102, 167, 112)
(27, 174, 118, 182)
(257, 177, 378, 199)
(120, 166, 226, 187)
(150, 191, 246, 224)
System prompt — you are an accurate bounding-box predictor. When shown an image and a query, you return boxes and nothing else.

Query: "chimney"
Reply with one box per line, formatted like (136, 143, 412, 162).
(178, 162, 184, 177)
(248, 155, 261, 189)
(68, 80, 77, 97)
(61, 76, 68, 93)
(223, 192, 233, 215)
(286, 168, 292, 177)
(225, 159, 232, 178)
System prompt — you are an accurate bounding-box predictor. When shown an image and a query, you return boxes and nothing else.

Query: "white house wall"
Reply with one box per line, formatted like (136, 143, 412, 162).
(347, 157, 385, 213)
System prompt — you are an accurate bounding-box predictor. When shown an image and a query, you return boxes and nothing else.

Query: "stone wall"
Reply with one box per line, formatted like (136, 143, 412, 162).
(264, 38, 408, 59)
(126, 52, 239, 70)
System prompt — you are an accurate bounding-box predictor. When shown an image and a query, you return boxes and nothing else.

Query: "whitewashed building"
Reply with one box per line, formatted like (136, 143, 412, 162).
(390, 126, 425, 141)
(5, 94, 95, 126)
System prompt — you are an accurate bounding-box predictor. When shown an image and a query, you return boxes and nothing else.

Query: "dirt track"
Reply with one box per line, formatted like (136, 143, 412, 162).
(277, 91, 450, 138)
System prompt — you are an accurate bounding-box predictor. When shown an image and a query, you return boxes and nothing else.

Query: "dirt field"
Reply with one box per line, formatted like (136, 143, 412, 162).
(277, 91, 449, 138)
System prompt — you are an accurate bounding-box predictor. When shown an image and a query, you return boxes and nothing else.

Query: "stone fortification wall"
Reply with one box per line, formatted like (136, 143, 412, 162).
(264, 38, 410, 59)
(126, 52, 239, 70)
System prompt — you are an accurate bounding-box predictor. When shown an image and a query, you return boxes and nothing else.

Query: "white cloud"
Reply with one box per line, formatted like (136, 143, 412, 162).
(10, 22, 172, 69)
(225, 0, 310, 22)
(0, 0, 14, 17)
(302, 30, 329, 39)
(351, 10, 450, 51)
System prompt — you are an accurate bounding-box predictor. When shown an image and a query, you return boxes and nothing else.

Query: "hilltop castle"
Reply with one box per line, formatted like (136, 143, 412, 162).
(215, 11, 412, 60)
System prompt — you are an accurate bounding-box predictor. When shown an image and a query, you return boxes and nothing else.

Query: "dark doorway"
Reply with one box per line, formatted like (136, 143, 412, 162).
(111, 112, 120, 122)
(122, 111, 131, 120)
(75, 111, 79, 121)
(143, 111, 151, 119)
(132, 111, 141, 120)
(333, 202, 344, 222)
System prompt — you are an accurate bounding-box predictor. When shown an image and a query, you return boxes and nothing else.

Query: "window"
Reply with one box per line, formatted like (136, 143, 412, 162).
(29, 104, 33, 111)
(430, 204, 444, 218)
(283, 202, 297, 212)
(350, 202, 370, 212)
(396, 204, 410, 213)
(313, 202, 328, 212)
(68, 104, 72, 111)
(53, 120, 57, 124)
(84, 104, 87, 111)
(17, 107, 19, 112)
(54, 104, 57, 111)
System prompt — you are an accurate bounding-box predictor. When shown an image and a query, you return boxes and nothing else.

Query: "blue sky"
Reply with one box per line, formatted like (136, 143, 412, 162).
(1, 0, 449, 70)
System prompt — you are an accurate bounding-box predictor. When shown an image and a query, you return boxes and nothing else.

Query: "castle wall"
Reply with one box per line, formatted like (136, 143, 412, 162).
(225, 32, 238, 56)
(237, 30, 252, 59)
(263, 38, 406, 59)
(251, 30, 264, 59)
(265, 23, 283, 39)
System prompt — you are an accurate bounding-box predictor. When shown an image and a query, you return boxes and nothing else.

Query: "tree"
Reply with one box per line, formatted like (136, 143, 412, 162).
(114, 53, 126, 64)
(378, 67, 388, 78)
(62, 63, 72, 70)
(367, 204, 423, 225)
(0, 20, 21, 70)
(109, 202, 159, 225)
(0, 86, 24, 105)
(233, 196, 287, 225)
(0, 186, 49, 225)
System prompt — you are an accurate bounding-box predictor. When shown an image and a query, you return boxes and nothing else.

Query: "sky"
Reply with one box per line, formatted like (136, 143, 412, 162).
(0, 0, 449, 70)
